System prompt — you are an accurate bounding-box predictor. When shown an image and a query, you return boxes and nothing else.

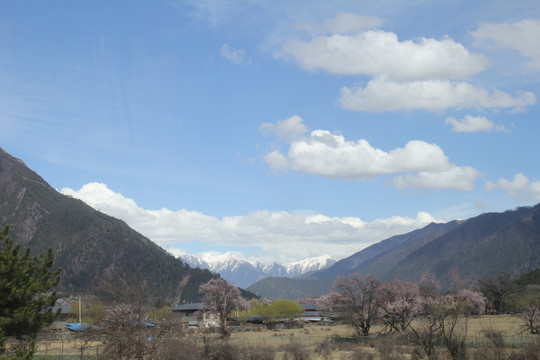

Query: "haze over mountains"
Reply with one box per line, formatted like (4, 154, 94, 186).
(180, 252, 336, 288)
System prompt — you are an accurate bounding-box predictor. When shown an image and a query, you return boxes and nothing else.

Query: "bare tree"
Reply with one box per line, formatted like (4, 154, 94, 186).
(100, 303, 168, 360)
(329, 274, 382, 336)
(480, 272, 518, 314)
(522, 300, 540, 334)
(96, 272, 179, 359)
(199, 278, 245, 338)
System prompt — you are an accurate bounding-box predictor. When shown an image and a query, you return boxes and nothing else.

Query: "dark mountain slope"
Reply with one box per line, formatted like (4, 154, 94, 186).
(255, 206, 540, 299)
(310, 205, 540, 289)
(312, 221, 461, 279)
(0, 147, 215, 302)
(387, 205, 540, 286)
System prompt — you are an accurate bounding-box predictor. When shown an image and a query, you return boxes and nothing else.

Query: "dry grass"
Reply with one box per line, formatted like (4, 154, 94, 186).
(33, 316, 538, 359)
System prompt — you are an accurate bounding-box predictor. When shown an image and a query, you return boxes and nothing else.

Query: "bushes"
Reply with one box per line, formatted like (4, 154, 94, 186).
(156, 337, 201, 360)
(279, 334, 311, 360)
(157, 336, 276, 360)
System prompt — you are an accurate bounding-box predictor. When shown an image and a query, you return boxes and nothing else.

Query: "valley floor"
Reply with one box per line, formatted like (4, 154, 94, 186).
(33, 315, 539, 359)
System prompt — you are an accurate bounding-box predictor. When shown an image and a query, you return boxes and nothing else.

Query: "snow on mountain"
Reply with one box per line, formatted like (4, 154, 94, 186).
(285, 255, 337, 277)
(179, 252, 337, 288)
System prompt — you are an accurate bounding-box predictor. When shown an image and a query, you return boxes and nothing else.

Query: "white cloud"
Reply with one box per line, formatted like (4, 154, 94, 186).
(445, 115, 508, 133)
(259, 115, 309, 141)
(275, 14, 537, 114)
(166, 248, 187, 258)
(485, 173, 540, 201)
(261, 116, 480, 190)
(60, 182, 439, 262)
(220, 44, 251, 64)
(273, 132, 451, 178)
(392, 167, 481, 191)
(339, 77, 536, 113)
(473, 19, 540, 70)
(263, 150, 289, 172)
(277, 29, 488, 81)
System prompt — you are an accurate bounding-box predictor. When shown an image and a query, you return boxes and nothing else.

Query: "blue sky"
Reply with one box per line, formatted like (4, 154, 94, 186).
(1, 0, 540, 263)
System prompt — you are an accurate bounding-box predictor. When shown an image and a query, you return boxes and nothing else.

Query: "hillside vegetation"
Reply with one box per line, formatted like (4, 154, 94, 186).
(0, 147, 215, 303)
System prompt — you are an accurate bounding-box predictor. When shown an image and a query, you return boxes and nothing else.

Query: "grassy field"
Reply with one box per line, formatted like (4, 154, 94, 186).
(33, 315, 539, 359)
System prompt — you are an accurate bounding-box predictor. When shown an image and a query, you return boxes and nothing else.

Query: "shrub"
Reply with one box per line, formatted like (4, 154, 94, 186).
(242, 345, 276, 360)
(350, 347, 375, 360)
(201, 337, 242, 360)
(314, 339, 335, 359)
(523, 340, 540, 360)
(280, 336, 311, 360)
(157, 337, 202, 360)
(472, 329, 506, 360)
(373, 338, 406, 360)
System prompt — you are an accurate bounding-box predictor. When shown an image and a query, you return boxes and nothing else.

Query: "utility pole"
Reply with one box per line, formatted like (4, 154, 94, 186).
(79, 296, 82, 323)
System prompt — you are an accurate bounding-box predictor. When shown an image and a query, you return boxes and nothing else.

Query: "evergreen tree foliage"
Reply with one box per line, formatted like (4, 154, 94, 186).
(0, 226, 60, 359)
(516, 266, 540, 287)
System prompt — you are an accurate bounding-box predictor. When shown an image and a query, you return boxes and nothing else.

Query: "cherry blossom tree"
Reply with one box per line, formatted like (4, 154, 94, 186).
(403, 272, 486, 360)
(199, 278, 245, 338)
(380, 279, 422, 333)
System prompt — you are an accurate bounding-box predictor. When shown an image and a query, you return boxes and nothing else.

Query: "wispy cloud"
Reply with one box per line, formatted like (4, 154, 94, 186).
(473, 19, 540, 70)
(445, 115, 509, 133)
(220, 44, 251, 65)
(339, 77, 536, 113)
(259, 115, 309, 141)
(392, 167, 480, 191)
(485, 173, 540, 201)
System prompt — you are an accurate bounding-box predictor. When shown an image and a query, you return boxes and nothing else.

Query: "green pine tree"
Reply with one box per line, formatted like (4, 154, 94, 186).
(0, 226, 61, 359)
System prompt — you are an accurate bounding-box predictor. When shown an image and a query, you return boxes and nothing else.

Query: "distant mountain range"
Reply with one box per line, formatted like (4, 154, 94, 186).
(0, 147, 220, 303)
(247, 205, 540, 299)
(180, 252, 336, 288)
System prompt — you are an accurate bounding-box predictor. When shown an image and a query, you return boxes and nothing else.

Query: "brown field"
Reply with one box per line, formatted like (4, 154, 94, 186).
(33, 315, 539, 359)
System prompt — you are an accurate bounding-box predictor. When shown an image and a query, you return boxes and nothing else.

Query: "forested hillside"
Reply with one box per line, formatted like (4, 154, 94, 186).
(0, 147, 215, 303)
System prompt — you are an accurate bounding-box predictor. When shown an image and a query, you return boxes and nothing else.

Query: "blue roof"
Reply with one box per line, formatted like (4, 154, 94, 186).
(65, 323, 102, 331)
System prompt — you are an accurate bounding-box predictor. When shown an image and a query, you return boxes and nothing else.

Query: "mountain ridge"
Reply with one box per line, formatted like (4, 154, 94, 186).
(311, 205, 540, 285)
(0, 147, 217, 303)
(180, 251, 336, 288)
(248, 206, 540, 299)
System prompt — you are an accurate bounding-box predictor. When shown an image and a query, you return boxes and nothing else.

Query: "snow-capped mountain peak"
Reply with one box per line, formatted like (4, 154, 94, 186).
(179, 252, 337, 288)
(285, 255, 337, 276)
(181, 251, 257, 272)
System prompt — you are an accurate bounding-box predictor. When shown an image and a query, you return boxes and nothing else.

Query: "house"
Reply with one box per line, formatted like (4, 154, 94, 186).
(297, 303, 328, 322)
(52, 305, 71, 321)
(170, 303, 218, 328)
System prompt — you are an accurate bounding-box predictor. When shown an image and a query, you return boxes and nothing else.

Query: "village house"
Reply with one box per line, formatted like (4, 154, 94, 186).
(170, 303, 218, 328)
